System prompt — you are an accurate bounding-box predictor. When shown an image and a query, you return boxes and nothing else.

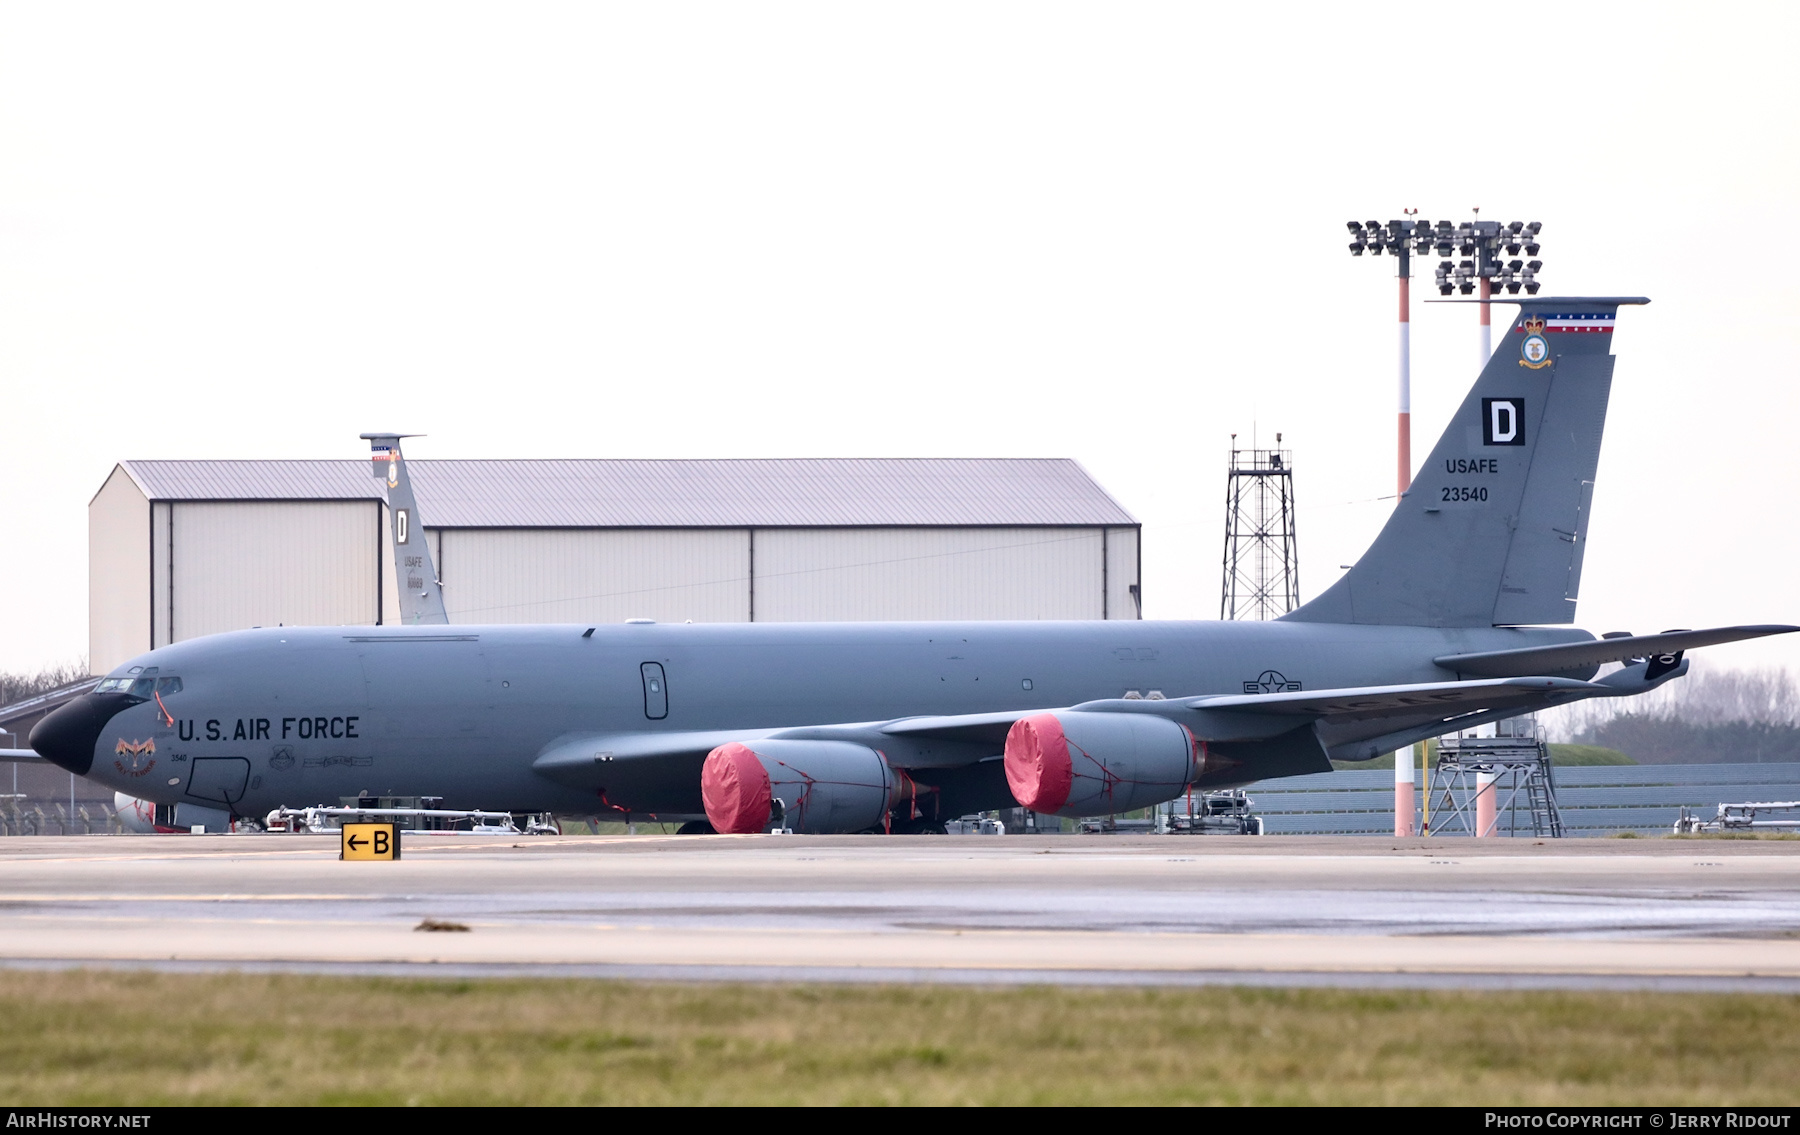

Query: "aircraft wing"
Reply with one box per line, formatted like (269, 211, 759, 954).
(1434, 624, 1799, 678)
(538, 666, 1681, 782)
(867, 675, 1624, 785)
(0, 749, 44, 763)
(1172, 676, 1595, 723)
(532, 728, 790, 813)
(888, 667, 1709, 777)
(535, 661, 1699, 802)
(877, 710, 1042, 749)
(534, 728, 782, 775)
(874, 676, 1599, 752)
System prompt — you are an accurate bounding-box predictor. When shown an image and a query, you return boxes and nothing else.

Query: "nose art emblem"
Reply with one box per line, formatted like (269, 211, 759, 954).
(114, 738, 157, 777)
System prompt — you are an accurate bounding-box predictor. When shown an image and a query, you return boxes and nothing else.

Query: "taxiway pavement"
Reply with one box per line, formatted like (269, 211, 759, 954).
(3, 834, 1799, 989)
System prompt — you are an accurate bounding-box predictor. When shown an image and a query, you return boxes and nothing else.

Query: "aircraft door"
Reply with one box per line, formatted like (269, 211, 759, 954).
(641, 663, 668, 720)
(187, 756, 251, 806)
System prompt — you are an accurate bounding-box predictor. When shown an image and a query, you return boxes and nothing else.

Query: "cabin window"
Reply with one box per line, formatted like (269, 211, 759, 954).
(641, 662, 668, 720)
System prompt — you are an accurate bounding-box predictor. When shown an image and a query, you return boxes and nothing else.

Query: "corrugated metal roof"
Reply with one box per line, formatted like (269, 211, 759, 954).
(118, 458, 1137, 528)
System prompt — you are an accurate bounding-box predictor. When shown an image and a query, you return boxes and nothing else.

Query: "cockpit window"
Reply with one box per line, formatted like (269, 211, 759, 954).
(94, 672, 177, 699)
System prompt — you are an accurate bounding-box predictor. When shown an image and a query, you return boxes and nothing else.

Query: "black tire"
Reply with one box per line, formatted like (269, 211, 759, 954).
(889, 817, 947, 835)
(676, 820, 717, 835)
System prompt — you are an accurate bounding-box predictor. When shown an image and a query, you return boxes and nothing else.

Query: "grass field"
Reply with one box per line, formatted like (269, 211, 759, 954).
(3, 971, 1799, 1105)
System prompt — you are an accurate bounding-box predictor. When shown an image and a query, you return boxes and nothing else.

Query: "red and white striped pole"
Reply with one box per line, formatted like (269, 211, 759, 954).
(1475, 771, 1498, 837)
(1479, 275, 1493, 367)
(1397, 270, 1411, 495)
(1394, 256, 1416, 838)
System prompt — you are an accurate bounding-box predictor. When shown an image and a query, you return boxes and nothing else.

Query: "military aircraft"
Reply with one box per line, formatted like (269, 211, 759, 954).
(30, 296, 1797, 833)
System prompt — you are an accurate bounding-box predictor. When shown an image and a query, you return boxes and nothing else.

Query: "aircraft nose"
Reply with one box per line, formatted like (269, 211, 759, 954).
(30, 694, 133, 777)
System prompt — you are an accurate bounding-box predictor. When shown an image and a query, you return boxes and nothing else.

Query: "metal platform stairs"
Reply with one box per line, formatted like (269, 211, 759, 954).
(1430, 725, 1565, 838)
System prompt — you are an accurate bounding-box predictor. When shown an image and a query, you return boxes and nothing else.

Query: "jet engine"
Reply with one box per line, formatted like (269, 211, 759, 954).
(702, 739, 918, 834)
(113, 793, 239, 833)
(113, 792, 192, 833)
(115, 793, 160, 834)
(1004, 711, 1202, 818)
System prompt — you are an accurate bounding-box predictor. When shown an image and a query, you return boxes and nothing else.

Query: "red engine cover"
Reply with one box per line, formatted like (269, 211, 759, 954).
(700, 741, 773, 834)
(1004, 710, 1201, 818)
(1004, 713, 1075, 812)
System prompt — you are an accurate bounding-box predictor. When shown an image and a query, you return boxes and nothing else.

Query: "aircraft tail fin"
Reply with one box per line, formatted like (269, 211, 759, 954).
(361, 433, 449, 626)
(1286, 296, 1649, 628)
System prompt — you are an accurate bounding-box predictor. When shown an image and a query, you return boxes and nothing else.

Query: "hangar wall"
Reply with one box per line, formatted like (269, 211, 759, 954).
(88, 467, 149, 674)
(150, 502, 170, 648)
(753, 527, 1111, 622)
(436, 528, 750, 625)
(90, 459, 1142, 674)
(423, 525, 1143, 626)
(162, 502, 380, 642)
(1104, 526, 1140, 621)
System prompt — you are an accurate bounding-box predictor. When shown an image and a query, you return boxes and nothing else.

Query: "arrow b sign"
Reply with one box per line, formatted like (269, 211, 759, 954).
(340, 822, 401, 861)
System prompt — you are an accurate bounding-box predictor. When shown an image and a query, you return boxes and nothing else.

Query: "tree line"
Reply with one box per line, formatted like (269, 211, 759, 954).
(0, 660, 92, 708)
(1542, 664, 1800, 764)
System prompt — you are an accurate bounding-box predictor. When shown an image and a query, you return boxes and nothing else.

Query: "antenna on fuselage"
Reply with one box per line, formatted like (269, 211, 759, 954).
(361, 433, 449, 626)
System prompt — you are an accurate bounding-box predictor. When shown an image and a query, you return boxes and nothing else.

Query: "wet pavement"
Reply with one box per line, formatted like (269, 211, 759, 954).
(3, 833, 1798, 989)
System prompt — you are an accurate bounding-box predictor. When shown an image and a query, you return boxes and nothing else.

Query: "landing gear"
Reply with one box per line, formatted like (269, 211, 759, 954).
(888, 816, 947, 835)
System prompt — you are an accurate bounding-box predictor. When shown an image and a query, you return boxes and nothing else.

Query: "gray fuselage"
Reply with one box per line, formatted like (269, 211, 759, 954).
(57, 618, 1589, 819)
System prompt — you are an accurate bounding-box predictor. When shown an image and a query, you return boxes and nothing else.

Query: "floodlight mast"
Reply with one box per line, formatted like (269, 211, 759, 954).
(1476, 209, 1493, 367)
(1346, 212, 1432, 836)
(1344, 215, 1427, 501)
(1433, 212, 1544, 367)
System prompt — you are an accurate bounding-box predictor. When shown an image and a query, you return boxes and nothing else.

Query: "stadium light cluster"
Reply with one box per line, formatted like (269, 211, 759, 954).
(1347, 218, 1544, 295)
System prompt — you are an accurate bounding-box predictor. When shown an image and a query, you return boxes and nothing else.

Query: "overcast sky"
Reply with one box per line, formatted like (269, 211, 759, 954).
(1, 2, 1796, 675)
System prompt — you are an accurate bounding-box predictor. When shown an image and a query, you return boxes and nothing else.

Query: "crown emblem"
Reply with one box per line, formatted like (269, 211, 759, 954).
(1518, 317, 1552, 369)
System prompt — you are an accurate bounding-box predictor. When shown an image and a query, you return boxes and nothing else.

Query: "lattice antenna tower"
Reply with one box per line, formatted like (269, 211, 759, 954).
(1220, 432, 1300, 620)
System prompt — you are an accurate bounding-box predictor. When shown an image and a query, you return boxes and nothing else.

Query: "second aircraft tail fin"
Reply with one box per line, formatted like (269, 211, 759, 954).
(361, 433, 449, 626)
(1286, 296, 1649, 628)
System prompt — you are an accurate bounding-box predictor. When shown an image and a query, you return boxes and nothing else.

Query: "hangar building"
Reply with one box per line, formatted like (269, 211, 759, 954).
(89, 458, 1141, 674)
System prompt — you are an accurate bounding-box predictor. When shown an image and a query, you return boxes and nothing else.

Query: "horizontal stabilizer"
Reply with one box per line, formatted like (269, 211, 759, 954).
(1435, 625, 1799, 678)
